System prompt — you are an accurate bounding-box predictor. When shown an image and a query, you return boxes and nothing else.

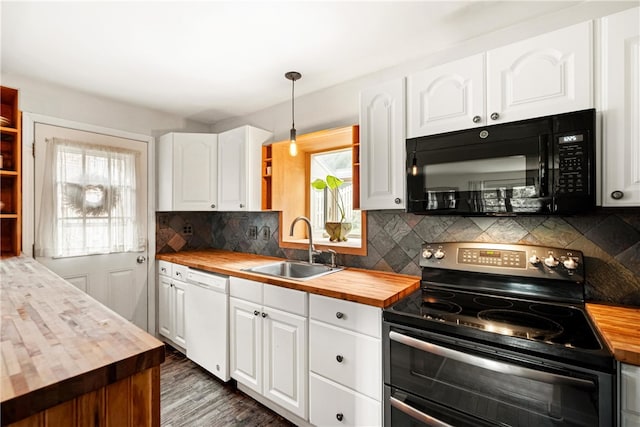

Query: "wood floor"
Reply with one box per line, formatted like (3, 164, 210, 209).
(160, 346, 296, 427)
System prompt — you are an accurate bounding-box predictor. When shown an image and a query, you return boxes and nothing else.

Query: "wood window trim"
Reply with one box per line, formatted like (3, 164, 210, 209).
(270, 125, 366, 256)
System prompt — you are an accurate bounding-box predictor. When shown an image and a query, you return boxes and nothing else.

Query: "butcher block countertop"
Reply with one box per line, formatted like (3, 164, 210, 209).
(0, 256, 165, 425)
(156, 249, 421, 308)
(587, 303, 640, 366)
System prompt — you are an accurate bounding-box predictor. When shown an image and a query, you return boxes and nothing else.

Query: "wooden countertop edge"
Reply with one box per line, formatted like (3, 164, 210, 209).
(586, 303, 640, 366)
(156, 250, 421, 308)
(1, 343, 165, 426)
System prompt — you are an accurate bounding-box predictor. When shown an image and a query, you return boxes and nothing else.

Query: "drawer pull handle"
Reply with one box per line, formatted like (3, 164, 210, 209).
(336, 312, 344, 319)
(336, 413, 344, 422)
(254, 310, 259, 316)
(336, 355, 344, 363)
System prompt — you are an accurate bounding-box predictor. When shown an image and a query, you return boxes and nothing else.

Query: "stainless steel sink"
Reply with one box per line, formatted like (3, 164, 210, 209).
(243, 261, 343, 281)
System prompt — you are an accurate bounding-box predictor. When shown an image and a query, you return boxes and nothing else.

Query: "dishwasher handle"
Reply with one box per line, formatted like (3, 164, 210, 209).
(186, 269, 229, 293)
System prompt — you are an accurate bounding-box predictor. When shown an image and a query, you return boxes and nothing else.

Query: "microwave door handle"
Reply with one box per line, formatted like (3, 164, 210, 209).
(390, 396, 454, 427)
(539, 135, 549, 197)
(389, 331, 595, 389)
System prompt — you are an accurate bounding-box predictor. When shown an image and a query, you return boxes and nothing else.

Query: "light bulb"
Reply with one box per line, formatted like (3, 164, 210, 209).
(411, 155, 418, 176)
(289, 128, 298, 156)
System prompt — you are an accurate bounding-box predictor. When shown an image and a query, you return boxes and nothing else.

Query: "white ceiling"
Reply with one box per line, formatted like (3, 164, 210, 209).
(1, 1, 585, 125)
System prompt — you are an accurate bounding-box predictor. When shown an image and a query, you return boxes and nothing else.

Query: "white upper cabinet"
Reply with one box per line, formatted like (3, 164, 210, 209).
(487, 21, 593, 124)
(407, 21, 593, 138)
(359, 78, 406, 210)
(407, 54, 485, 137)
(157, 132, 218, 211)
(218, 125, 272, 211)
(601, 7, 640, 207)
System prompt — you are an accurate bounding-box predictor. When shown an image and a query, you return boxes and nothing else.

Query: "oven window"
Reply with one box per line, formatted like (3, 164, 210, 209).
(389, 330, 600, 426)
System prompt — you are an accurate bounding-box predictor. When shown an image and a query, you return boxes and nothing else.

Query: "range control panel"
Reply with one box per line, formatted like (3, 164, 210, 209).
(421, 242, 584, 282)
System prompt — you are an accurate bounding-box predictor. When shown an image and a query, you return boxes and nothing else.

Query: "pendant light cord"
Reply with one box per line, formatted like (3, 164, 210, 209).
(291, 78, 295, 129)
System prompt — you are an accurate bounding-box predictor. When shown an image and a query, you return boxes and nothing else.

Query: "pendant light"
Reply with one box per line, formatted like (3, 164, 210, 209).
(285, 71, 302, 156)
(411, 140, 418, 176)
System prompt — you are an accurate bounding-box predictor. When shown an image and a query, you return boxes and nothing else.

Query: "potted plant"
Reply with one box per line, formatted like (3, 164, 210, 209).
(311, 175, 352, 242)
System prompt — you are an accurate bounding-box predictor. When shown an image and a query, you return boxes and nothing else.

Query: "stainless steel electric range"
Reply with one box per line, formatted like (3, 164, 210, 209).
(383, 242, 615, 427)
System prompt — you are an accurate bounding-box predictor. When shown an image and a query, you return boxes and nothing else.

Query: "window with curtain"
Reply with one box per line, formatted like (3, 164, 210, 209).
(36, 138, 143, 258)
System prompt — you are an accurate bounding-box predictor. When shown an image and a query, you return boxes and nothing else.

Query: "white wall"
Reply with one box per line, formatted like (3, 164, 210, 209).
(1, 73, 209, 136)
(211, 1, 636, 141)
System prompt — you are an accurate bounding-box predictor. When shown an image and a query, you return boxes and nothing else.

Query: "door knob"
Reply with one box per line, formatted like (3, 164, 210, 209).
(472, 115, 481, 123)
(136, 255, 146, 264)
(490, 112, 500, 120)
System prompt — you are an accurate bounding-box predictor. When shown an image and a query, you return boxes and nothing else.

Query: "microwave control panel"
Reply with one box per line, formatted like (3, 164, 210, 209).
(556, 133, 588, 195)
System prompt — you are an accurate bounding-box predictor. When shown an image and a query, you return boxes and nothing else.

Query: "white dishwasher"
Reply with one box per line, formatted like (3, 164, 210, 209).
(185, 268, 230, 381)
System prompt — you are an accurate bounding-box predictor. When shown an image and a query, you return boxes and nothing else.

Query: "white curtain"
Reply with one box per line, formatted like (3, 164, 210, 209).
(36, 137, 143, 258)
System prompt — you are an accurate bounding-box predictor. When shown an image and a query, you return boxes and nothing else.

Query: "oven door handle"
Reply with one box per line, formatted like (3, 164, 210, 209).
(390, 396, 454, 427)
(389, 331, 595, 389)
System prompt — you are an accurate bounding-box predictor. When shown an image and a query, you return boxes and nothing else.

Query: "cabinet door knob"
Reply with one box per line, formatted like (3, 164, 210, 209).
(394, 198, 401, 204)
(472, 115, 481, 123)
(261, 312, 267, 318)
(254, 310, 260, 316)
(210, 203, 216, 208)
(336, 355, 344, 363)
(336, 312, 344, 319)
(611, 191, 624, 200)
(240, 203, 245, 208)
(490, 112, 500, 120)
(336, 413, 344, 422)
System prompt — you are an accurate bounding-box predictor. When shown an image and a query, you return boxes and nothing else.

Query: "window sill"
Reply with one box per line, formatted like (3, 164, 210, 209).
(280, 237, 366, 256)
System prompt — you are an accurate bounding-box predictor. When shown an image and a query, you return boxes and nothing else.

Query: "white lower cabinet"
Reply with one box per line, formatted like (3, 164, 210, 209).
(621, 363, 640, 427)
(309, 294, 382, 427)
(158, 261, 187, 349)
(229, 277, 308, 420)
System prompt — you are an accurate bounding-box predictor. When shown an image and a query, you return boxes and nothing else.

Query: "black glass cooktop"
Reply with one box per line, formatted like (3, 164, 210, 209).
(387, 286, 601, 351)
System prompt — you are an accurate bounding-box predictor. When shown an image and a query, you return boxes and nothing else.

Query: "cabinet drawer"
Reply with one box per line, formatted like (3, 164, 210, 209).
(263, 283, 307, 316)
(309, 320, 381, 401)
(173, 264, 188, 282)
(622, 363, 640, 414)
(310, 372, 381, 427)
(230, 277, 263, 303)
(158, 260, 173, 277)
(310, 294, 381, 338)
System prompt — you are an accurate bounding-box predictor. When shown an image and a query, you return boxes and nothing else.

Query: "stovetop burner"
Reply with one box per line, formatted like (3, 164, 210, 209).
(389, 286, 600, 350)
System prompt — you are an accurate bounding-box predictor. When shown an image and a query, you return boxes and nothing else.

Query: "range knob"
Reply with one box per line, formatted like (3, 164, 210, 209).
(544, 255, 559, 268)
(529, 255, 540, 265)
(422, 249, 433, 259)
(563, 258, 578, 270)
(434, 249, 445, 259)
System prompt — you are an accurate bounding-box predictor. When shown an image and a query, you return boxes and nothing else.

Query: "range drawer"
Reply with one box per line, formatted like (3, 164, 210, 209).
(310, 293, 381, 338)
(309, 320, 381, 401)
(310, 372, 381, 427)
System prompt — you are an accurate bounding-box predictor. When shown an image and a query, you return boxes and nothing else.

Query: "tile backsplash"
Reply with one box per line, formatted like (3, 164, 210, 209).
(156, 209, 640, 306)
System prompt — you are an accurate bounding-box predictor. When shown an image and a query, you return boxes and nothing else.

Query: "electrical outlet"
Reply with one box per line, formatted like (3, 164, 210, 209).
(182, 224, 193, 236)
(248, 225, 258, 240)
(158, 214, 169, 229)
(261, 226, 271, 240)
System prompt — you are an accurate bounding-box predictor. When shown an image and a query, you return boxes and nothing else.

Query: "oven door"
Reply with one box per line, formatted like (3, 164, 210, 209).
(384, 323, 613, 427)
(406, 125, 551, 215)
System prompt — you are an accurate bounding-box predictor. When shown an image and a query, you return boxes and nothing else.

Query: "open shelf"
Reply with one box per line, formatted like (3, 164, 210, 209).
(0, 86, 22, 257)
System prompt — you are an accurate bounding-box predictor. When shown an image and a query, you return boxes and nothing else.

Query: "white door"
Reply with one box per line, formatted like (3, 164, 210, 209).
(359, 78, 406, 210)
(172, 278, 187, 348)
(407, 53, 486, 137)
(263, 307, 307, 419)
(158, 274, 172, 338)
(34, 123, 149, 329)
(230, 296, 262, 393)
(486, 20, 593, 124)
(601, 7, 640, 207)
(218, 127, 246, 211)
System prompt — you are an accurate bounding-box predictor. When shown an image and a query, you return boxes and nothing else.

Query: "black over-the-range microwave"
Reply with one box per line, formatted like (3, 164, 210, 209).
(406, 109, 596, 215)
